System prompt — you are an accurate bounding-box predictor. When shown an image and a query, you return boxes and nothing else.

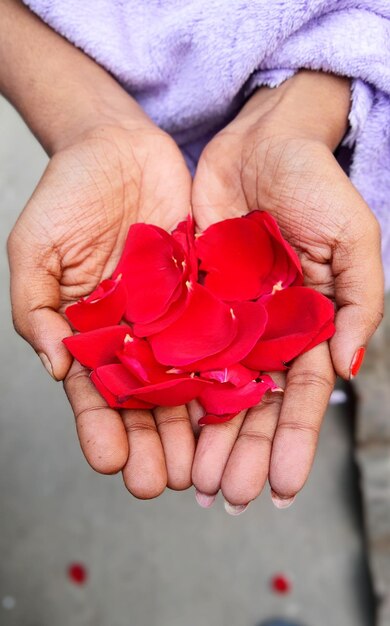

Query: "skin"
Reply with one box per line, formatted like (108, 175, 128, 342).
(2, 2, 384, 507)
(191, 73, 384, 508)
(2, 0, 195, 498)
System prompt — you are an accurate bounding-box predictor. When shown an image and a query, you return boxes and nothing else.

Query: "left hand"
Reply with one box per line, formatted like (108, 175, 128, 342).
(8, 122, 194, 499)
(190, 71, 384, 513)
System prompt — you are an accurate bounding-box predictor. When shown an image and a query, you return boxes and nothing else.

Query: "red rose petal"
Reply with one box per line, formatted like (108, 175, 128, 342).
(90, 369, 155, 410)
(133, 377, 210, 405)
(94, 363, 210, 406)
(133, 282, 191, 337)
(271, 574, 292, 594)
(302, 319, 336, 354)
(133, 217, 198, 337)
(149, 284, 237, 366)
(172, 213, 198, 283)
(185, 301, 267, 371)
(200, 363, 256, 386)
(117, 336, 169, 383)
(65, 277, 126, 332)
(243, 287, 335, 371)
(93, 363, 142, 398)
(114, 224, 185, 324)
(247, 211, 303, 291)
(63, 325, 130, 369)
(196, 217, 274, 301)
(199, 412, 241, 425)
(199, 374, 278, 415)
(68, 563, 88, 585)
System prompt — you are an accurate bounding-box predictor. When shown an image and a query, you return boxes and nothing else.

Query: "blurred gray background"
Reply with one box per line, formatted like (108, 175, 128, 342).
(0, 96, 378, 626)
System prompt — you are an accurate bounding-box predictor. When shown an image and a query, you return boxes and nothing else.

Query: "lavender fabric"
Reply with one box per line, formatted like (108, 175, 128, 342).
(24, 0, 390, 284)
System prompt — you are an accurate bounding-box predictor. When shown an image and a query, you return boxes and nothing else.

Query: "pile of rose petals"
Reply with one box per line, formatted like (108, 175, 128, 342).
(64, 211, 335, 424)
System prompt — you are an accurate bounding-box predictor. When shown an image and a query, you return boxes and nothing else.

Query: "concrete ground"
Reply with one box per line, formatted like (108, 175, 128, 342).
(0, 97, 374, 626)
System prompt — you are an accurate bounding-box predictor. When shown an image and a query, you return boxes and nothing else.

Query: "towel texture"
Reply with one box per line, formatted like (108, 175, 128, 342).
(23, 0, 390, 283)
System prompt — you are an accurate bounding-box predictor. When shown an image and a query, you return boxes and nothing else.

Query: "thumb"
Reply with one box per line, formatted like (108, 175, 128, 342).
(8, 235, 73, 380)
(330, 210, 384, 380)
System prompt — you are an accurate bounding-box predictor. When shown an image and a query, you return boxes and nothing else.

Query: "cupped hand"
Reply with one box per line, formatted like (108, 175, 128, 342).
(7, 122, 195, 498)
(190, 72, 384, 512)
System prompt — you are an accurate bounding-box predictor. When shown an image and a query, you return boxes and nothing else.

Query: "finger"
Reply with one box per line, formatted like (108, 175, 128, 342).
(63, 360, 129, 474)
(8, 232, 72, 380)
(121, 409, 167, 499)
(191, 411, 246, 497)
(153, 405, 195, 491)
(191, 138, 248, 229)
(330, 202, 384, 380)
(138, 135, 192, 229)
(187, 398, 206, 438)
(269, 343, 335, 503)
(221, 374, 285, 507)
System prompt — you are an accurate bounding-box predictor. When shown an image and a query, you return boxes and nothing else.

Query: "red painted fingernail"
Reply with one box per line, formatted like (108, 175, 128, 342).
(350, 347, 366, 379)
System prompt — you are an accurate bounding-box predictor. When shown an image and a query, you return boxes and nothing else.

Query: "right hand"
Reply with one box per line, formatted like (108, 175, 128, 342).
(7, 121, 195, 498)
(190, 72, 384, 512)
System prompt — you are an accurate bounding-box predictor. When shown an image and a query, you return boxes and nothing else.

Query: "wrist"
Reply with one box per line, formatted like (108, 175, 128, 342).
(236, 70, 351, 151)
(0, 0, 155, 155)
(45, 84, 155, 155)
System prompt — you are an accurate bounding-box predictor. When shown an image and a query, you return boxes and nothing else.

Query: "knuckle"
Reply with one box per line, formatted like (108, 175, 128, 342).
(260, 390, 284, 409)
(277, 420, 320, 439)
(158, 415, 188, 427)
(155, 408, 189, 428)
(63, 368, 90, 392)
(75, 405, 108, 422)
(238, 430, 273, 447)
(287, 369, 335, 392)
(217, 419, 242, 436)
(123, 420, 156, 435)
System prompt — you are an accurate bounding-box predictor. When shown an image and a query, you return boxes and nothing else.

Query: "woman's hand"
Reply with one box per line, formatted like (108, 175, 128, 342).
(8, 123, 196, 499)
(3, 0, 195, 499)
(191, 71, 384, 512)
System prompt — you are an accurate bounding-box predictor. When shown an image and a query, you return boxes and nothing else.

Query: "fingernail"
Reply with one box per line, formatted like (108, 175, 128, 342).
(350, 347, 366, 379)
(224, 500, 250, 516)
(38, 352, 55, 379)
(195, 490, 217, 509)
(271, 490, 296, 509)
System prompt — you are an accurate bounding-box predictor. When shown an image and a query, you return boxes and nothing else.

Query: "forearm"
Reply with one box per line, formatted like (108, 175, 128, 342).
(0, 0, 151, 154)
(238, 70, 351, 151)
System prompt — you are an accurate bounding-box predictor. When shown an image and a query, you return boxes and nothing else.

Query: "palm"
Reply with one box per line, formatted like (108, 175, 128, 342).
(9, 124, 195, 499)
(18, 126, 190, 308)
(190, 130, 356, 509)
(193, 132, 358, 298)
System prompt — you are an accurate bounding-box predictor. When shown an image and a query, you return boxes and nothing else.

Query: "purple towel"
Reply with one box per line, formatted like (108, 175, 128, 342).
(23, 0, 390, 285)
